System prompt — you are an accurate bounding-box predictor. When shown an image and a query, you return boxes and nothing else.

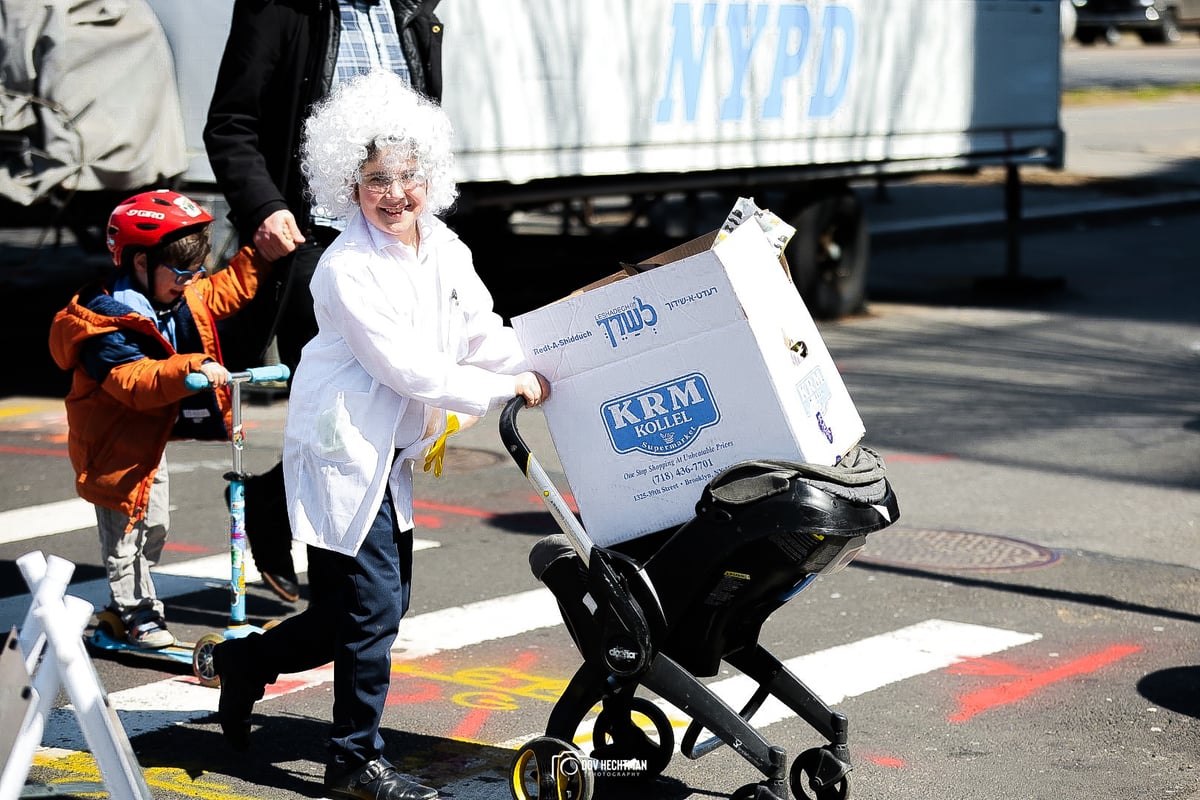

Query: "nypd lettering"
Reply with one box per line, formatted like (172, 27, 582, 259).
(603, 372, 720, 456)
(656, 2, 856, 124)
(596, 296, 658, 348)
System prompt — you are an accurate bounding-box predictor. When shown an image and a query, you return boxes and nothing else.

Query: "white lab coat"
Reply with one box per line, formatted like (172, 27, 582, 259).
(283, 211, 528, 556)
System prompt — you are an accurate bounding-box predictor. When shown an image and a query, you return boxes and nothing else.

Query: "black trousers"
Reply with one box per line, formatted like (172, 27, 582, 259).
(251, 488, 414, 768)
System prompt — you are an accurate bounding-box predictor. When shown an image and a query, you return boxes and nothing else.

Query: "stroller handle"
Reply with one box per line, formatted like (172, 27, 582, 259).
(498, 395, 532, 470)
(499, 396, 595, 566)
(184, 364, 291, 391)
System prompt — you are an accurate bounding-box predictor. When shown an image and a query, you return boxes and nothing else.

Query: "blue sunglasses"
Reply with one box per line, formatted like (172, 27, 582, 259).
(162, 263, 207, 286)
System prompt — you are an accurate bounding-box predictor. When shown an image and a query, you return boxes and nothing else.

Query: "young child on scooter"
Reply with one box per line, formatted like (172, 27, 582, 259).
(48, 190, 273, 649)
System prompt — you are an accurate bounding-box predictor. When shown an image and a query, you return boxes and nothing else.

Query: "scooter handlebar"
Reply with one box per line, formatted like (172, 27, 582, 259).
(184, 364, 291, 391)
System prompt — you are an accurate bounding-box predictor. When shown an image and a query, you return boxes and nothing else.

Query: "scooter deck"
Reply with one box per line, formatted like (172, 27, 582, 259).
(86, 627, 196, 667)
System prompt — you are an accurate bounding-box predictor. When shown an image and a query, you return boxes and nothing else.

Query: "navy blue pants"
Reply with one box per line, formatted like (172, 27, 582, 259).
(255, 488, 412, 768)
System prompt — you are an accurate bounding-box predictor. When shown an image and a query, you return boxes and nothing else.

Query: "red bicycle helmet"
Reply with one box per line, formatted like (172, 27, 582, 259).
(106, 190, 214, 266)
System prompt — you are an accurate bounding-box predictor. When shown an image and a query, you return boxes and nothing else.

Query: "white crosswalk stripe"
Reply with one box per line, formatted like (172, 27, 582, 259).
(0, 539, 438, 626)
(0, 498, 95, 544)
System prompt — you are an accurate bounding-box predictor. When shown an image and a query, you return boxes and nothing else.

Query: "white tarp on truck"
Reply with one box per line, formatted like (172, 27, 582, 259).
(438, 0, 1063, 185)
(0, 0, 188, 206)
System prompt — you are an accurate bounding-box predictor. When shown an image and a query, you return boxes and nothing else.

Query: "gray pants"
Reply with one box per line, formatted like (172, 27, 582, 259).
(95, 453, 170, 620)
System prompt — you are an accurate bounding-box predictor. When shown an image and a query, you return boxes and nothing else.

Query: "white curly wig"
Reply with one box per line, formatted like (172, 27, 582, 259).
(301, 69, 458, 218)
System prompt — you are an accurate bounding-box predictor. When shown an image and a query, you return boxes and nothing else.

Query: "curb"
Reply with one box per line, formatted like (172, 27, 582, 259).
(871, 188, 1200, 245)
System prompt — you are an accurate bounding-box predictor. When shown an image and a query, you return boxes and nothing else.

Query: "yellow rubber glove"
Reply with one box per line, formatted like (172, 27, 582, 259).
(422, 414, 460, 477)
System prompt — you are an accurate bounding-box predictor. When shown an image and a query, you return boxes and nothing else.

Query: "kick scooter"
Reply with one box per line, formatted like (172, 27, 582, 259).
(85, 365, 291, 686)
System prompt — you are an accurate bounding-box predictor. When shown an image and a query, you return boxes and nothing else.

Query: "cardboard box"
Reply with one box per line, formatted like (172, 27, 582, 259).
(512, 221, 864, 546)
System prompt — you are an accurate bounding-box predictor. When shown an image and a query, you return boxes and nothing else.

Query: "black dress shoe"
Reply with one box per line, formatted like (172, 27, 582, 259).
(213, 636, 268, 752)
(324, 758, 438, 800)
(260, 570, 301, 603)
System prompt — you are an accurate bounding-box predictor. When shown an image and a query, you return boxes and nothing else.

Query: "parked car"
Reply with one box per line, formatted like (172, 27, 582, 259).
(1073, 0, 1200, 43)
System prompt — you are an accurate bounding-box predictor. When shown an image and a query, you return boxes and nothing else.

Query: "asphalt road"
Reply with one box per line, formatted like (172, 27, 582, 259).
(1062, 38, 1200, 90)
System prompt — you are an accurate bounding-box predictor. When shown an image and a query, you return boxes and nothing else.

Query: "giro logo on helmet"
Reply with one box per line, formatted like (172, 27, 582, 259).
(127, 209, 166, 219)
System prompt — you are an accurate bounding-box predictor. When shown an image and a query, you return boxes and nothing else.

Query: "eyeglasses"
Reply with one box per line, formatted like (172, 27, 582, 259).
(162, 263, 207, 286)
(360, 170, 427, 195)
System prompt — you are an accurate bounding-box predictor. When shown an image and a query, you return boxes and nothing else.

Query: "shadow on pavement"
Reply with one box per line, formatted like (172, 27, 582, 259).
(1138, 666, 1200, 720)
(121, 716, 704, 800)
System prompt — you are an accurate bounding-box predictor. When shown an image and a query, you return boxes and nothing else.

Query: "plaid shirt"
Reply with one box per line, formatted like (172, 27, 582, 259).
(314, 1, 414, 228)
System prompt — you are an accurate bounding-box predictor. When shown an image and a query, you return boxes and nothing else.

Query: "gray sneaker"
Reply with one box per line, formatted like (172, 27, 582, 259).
(126, 611, 175, 649)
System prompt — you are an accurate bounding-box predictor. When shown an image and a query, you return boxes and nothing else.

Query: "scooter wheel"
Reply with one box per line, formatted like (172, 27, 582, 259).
(509, 736, 594, 800)
(192, 633, 225, 688)
(95, 609, 125, 639)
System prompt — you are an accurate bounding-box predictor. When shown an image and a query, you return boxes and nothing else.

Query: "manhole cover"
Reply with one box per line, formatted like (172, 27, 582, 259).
(857, 528, 1059, 572)
(443, 447, 505, 472)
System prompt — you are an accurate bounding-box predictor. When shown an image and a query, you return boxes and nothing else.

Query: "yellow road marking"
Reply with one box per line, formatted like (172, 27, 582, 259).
(33, 751, 266, 800)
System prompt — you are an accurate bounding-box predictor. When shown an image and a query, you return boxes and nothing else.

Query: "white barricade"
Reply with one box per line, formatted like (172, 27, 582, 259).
(0, 551, 151, 800)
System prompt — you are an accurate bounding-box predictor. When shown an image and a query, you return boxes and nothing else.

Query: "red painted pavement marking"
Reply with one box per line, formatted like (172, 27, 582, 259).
(863, 755, 906, 768)
(387, 681, 443, 705)
(947, 644, 1142, 722)
(263, 665, 335, 699)
(414, 494, 579, 518)
(450, 707, 493, 742)
(884, 453, 956, 463)
(526, 492, 578, 512)
(0, 445, 67, 457)
(163, 542, 212, 554)
(413, 499, 497, 519)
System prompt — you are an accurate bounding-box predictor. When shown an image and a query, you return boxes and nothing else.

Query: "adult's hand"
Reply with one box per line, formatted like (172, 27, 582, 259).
(254, 209, 307, 261)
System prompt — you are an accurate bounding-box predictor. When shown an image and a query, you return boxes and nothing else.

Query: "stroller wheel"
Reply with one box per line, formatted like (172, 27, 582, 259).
(510, 736, 594, 800)
(192, 633, 225, 688)
(591, 696, 674, 778)
(791, 746, 851, 800)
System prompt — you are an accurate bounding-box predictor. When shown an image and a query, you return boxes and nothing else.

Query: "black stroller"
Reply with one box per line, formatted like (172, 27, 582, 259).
(499, 398, 901, 800)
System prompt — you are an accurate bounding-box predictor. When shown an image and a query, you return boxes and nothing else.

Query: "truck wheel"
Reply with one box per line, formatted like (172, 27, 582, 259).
(786, 190, 869, 319)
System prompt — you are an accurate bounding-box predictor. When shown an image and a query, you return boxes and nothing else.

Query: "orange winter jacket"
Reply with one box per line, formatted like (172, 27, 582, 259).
(48, 246, 270, 524)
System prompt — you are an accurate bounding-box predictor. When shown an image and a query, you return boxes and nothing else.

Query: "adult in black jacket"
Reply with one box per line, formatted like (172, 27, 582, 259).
(204, 0, 443, 609)
(204, 0, 443, 374)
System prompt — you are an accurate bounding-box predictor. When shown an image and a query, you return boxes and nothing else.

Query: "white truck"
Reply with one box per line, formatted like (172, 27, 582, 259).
(2, 0, 1065, 318)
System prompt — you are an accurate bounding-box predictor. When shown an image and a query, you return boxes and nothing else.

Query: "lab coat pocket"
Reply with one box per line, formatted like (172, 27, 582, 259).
(314, 389, 374, 465)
